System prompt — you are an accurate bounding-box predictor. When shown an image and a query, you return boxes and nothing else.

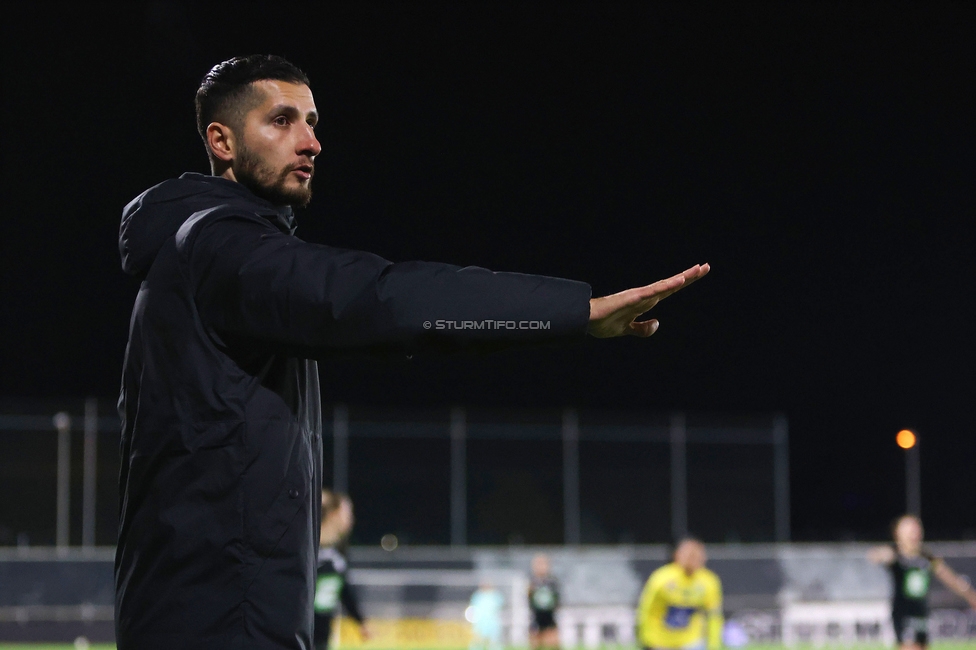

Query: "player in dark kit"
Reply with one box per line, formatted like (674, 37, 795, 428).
(868, 515, 976, 650)
(528, 554, 560, 650)
(314, 491, 366, 649)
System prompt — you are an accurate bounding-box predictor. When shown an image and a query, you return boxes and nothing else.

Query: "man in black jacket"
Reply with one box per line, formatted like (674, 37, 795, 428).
(116, 54, 708, 649)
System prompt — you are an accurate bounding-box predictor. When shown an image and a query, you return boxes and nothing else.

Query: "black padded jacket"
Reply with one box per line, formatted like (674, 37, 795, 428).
(115, 172, 591, 649)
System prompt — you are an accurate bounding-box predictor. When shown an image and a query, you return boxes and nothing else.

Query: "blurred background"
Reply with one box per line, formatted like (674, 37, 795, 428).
(1, 1, 973, 647)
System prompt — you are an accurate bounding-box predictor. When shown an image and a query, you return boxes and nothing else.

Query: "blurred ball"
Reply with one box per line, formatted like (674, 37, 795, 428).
(73, 637, 90, 650)
(381, 534, 399, 551)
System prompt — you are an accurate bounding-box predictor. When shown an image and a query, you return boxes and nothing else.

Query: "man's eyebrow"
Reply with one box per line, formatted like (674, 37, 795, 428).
(268, 103, 318, 123)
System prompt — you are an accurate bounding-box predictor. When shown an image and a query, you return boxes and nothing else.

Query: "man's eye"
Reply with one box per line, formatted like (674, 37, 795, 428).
(274, 116, 288, 126)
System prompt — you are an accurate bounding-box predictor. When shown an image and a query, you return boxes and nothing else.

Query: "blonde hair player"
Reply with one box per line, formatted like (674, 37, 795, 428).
(313, 490, 369, 649)
(868, 514, 976, 650)
(637, 538, 723, 650)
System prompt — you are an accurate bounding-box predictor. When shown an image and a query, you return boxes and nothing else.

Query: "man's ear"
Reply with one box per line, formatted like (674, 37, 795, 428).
(206, 122, 235, 163)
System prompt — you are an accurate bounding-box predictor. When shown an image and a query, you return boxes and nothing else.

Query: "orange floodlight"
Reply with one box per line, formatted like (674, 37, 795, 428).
(896, 429, 917, 449)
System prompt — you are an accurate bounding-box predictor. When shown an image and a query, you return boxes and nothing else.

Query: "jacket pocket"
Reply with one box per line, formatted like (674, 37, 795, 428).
(248, 480, 307, 559)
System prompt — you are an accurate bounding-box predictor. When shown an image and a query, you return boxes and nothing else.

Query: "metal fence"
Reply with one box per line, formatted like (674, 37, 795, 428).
(0, 399, 788, 548)
(0, 399, 120, 548)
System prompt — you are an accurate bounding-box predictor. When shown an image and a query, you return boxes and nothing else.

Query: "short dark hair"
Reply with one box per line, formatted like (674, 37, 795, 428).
(195, 54, 310, 156)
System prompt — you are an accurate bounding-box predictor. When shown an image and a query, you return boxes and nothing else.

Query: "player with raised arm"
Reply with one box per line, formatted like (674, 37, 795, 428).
(868, 514, 976, 650)
(637, 538, 723, 650)
(528, 553, 560, 650)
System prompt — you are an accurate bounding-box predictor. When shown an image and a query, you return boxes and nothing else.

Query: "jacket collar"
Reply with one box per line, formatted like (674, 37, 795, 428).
(179, 172, 297, 235)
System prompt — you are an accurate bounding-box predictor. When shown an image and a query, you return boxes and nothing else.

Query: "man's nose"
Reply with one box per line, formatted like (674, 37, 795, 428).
(298, 125, 321, 157)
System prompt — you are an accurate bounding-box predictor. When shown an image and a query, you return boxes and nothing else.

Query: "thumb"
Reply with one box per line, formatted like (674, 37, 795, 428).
(629, 319, 659, 337)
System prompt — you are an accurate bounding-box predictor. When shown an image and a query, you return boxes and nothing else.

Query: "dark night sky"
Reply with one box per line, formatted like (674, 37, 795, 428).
(1, 2, 974, 542)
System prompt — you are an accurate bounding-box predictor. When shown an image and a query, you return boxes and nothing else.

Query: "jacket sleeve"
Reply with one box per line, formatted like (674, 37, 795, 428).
(177, 210, 592, 355)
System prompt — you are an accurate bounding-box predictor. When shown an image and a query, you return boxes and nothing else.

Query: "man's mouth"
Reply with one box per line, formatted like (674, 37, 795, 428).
(292, 164, 313, 181)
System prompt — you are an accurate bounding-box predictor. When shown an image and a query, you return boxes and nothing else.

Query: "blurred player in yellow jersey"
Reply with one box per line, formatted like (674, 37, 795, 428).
(637, 538, 723, 650)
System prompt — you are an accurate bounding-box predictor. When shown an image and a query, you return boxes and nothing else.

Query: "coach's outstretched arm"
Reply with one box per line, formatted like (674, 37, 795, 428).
(587, 264, 710, 338)
(181, 208, 709, 353)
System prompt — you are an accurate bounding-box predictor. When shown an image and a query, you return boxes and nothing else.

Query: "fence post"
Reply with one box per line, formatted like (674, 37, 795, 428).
(562, 409, 581, 545)
(450, 407, 467, 546)
(53, 412, 72, 549)
(670, 412, 688, 540)
(82, 398, 98, 548)
(773, 413, 791, 541)
(333, 405, 349, 494)
(905, 433, 921, 517)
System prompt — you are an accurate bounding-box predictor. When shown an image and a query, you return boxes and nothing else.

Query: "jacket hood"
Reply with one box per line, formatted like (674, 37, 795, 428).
(120, 172, 296, 276)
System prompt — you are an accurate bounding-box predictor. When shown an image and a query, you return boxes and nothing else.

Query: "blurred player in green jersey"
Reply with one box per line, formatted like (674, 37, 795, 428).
(868, 514, 976, 650)
(528, 553, 560, 649)
(313, 491, 369, 649)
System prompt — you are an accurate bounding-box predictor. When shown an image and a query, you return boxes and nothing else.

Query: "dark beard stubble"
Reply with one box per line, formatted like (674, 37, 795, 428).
(235, 142, 313, 208)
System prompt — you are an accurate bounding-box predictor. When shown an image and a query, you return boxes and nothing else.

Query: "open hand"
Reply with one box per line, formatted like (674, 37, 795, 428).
(587, 264, 710, 338)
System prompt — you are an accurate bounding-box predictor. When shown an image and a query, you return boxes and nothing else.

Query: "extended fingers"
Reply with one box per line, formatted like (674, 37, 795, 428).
(636, 263, 709, 302)
(682, 262, 710, 287)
